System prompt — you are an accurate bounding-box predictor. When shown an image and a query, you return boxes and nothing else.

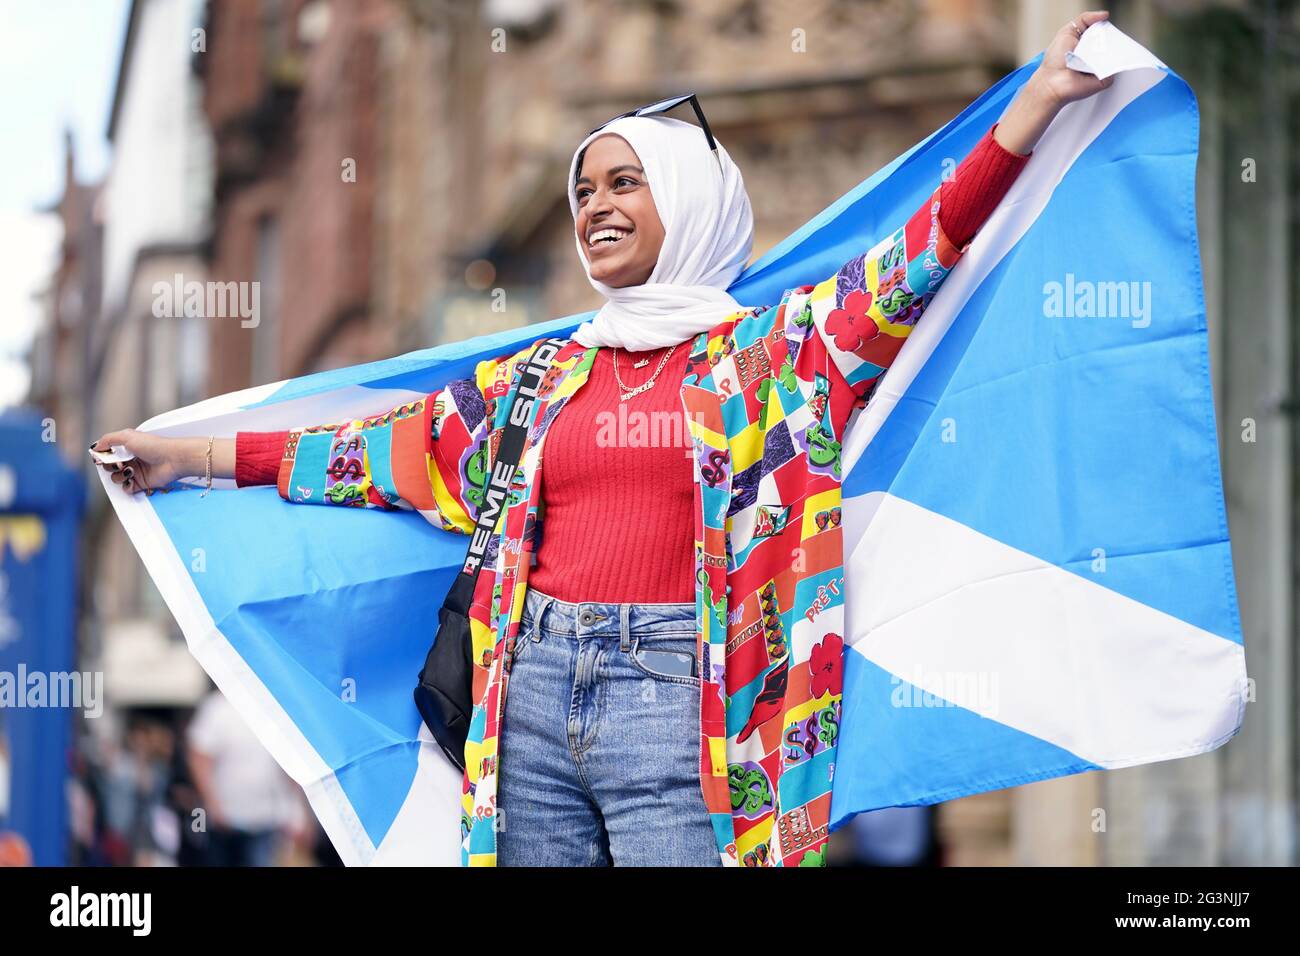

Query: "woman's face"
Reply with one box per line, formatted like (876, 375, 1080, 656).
(574, 134, 666, 288)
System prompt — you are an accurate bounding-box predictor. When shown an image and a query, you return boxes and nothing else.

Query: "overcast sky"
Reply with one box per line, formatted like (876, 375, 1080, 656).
(0, 0, 130, 408)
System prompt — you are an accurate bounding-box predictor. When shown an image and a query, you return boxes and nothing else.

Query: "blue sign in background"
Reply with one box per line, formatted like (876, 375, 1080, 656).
(0, 409, 84, 865)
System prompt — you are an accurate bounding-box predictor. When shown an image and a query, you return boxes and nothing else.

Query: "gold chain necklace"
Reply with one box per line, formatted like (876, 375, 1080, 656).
(612, 345, 677, 402)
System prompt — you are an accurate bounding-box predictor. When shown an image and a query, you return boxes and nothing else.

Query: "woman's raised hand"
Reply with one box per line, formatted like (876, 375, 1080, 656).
(91, 429, 202, 496)
(1035, 10, 1115, 108)
(994, 10, 1113, 156)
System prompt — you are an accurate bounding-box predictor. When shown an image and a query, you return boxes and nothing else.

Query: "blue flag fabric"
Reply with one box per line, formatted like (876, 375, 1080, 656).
(103, 23, 1245, 865)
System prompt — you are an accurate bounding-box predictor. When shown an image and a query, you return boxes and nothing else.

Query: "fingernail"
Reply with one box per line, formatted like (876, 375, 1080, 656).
(123, 468, 133, 479)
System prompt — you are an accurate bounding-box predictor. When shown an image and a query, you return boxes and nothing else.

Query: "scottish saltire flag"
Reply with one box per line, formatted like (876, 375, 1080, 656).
(103, 23, 1245, 865)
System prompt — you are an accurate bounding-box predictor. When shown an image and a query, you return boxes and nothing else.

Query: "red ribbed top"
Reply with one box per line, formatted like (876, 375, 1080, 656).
(235, 430, 289, 487)
(939, 122, 1031, 248)
(234, 123, 1030, 602)
(528, 343, 697, 603)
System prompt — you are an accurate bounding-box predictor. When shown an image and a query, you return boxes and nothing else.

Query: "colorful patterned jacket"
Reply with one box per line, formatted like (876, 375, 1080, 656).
(270, 182, 969, 866)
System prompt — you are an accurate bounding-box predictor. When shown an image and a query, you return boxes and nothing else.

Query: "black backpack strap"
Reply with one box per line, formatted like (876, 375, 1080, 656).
(450, 336, 567, 606)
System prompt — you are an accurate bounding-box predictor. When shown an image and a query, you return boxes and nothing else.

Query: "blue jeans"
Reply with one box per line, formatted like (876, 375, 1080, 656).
(496, 587, 722, 866)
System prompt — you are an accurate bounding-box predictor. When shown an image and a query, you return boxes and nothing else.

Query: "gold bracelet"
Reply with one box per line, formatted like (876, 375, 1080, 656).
(200, 435, 215, 497)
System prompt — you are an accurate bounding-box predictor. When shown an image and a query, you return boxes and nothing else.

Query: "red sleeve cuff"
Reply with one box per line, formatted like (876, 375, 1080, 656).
(938, 122, 1032, 250)
(235, 430, 290, 487)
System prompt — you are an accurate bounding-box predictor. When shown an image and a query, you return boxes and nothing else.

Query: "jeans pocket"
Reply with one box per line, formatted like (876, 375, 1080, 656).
(627, 633, 698, 685)
(511, 613, 543, 665)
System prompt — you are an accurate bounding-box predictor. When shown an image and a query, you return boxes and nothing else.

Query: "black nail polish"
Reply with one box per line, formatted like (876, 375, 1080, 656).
(123, 468, 133, 479)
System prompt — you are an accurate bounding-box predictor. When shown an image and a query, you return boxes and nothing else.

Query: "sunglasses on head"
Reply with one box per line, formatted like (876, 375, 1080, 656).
(585, 92, 722, 170)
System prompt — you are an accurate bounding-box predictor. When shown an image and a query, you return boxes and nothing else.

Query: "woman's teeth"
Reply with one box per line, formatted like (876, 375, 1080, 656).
(590, 228, 630, 245)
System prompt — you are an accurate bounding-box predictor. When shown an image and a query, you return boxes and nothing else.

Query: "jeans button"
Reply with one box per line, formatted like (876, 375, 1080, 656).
(579, 608, 596, 626)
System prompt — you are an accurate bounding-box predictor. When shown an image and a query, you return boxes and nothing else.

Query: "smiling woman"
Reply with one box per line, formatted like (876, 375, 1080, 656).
(92, 10, 1120, 870)
(573, 140, 665, 288)
(563, 108, 757, 353)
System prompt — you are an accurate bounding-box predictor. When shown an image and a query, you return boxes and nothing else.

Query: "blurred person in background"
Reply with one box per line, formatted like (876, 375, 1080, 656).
(95, 12, 1115, 866)
(844, 806, 939, 867)
(69, 737, 130, 866)
(164, 717, 209, 867)
(98, 711, 181, 866)
(186, 687, 307, 866)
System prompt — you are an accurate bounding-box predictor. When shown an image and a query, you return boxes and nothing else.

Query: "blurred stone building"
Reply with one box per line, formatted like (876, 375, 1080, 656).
(31, 0, 1297, 865)
(92, 0, 214, 716)
(29, 134, 103, 459)
(30, 0, 217, 779)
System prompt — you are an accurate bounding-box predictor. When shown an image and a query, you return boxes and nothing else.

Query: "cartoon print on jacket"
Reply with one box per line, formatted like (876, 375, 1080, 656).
(271, 183, 966, 866)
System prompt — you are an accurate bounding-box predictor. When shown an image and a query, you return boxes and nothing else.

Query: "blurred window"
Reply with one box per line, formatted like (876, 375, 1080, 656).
(252, 215, 281, 385)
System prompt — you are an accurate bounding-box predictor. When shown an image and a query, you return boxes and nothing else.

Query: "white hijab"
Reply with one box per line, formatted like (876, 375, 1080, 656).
(566, 115, 754, 351)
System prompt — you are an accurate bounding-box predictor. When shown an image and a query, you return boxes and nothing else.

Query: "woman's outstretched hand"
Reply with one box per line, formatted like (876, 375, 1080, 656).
(91, 430, 234, 496)
(995, 10, 1113, 156)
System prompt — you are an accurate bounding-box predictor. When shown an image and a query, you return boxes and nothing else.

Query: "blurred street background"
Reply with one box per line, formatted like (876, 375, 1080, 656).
(0, 0, 1296, 866)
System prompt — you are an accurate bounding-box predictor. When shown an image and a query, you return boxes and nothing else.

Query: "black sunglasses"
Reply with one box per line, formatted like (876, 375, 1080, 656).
(585, 92, 721, 169)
